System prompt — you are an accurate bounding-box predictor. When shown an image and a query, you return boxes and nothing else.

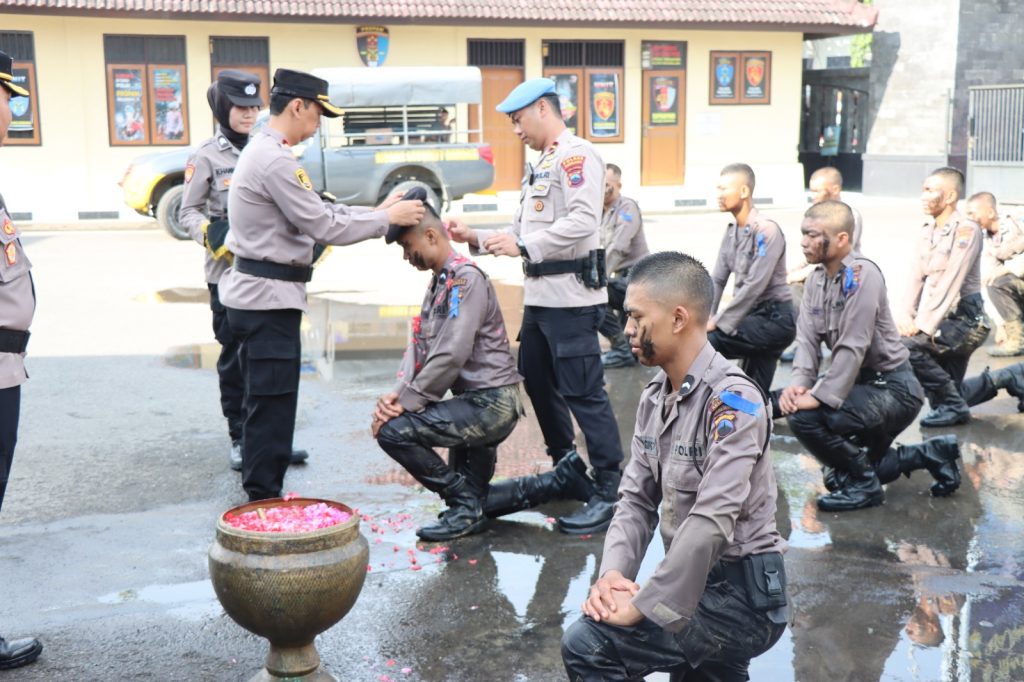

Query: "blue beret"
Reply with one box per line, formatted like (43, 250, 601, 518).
(496, 78, 557, 114)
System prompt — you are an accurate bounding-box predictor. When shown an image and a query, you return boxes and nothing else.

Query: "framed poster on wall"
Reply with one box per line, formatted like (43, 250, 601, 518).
(545, 69, 583, 136)
(6, 63, 40, 145)
(649, 75, 679, 126)
(148, 64, 189, 145)
(709, 52, 740, 104)
(107, 64, 149, 145)
(587, 69, 623, 142)
(740, 52, 771, 104)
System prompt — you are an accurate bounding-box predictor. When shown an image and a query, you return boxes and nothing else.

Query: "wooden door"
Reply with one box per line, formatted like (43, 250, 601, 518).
(471, 67, 525, 192)
(641, 69, 686, 185)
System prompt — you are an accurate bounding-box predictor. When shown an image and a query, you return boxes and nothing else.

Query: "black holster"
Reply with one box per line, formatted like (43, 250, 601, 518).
(522, 249, 607, 289)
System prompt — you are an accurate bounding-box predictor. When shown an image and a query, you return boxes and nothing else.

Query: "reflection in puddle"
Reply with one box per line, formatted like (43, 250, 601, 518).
(98, 580, 221, 622)
(493, 551, 545, 621)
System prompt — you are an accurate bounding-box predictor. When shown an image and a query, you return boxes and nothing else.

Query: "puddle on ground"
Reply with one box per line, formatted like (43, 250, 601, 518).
(98, 580, 221, 622)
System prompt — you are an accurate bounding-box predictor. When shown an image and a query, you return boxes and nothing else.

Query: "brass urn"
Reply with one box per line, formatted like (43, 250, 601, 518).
(208, 497, 369, 681)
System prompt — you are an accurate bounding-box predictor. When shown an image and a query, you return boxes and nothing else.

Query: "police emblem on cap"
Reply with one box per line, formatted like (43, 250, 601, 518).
(244, 84, 257, 96)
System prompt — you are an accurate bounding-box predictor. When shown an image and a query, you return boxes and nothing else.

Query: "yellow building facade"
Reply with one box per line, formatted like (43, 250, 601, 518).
(0, 10, 870, 222)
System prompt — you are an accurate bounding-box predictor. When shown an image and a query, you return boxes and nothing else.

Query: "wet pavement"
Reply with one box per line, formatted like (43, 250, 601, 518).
(3, 204, 1024, 680)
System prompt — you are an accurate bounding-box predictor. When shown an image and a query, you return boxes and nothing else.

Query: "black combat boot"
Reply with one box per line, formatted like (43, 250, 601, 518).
(990, 363, 1024, 411)
(874, 436, 960, 497)
(817, 450, 884, 512)
(601, 333, 637, 369)
(0, 635, 42, 670)
(961, 368, 998, 407)
(483, 450, 595, 519)
(821, 466, 847, 492)
(417, 474, 489, 541)
(988, 320, 1024, 357)
(919, 382, 971, 427)
(557, 468, 622, 535)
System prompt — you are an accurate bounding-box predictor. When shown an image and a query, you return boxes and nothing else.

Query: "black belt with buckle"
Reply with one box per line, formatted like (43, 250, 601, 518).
(235, 256, 312, 283)
(0, 328, 30, 353)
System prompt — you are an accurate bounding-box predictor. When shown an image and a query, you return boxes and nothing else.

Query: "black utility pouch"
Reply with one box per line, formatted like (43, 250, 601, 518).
(742, 552, 787, 611)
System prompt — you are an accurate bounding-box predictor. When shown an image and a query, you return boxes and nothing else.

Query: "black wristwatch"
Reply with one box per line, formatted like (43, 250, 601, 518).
(517, 238, 529, 259)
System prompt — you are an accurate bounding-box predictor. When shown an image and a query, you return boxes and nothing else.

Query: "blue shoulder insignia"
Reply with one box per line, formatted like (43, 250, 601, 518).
(756, 233, 767, 257)
(720, 390, 761, 416)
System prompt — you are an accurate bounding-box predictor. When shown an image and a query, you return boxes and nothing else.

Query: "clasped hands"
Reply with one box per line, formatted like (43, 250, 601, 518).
(582, 570, 644, 627)
(445, 218, 520, 257)
(370, 391, 405, 439)
(777, 385, 821, 415)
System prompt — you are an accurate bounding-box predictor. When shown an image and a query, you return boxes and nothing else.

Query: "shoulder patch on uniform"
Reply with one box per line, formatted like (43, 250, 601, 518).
(712, 411, 736, 442)
(184, 163, 195, 183)
(842, 264, 861, 297)
(957, 225, 973, 249)
(720, 390, 761, 416)
(561, 155, 586, 188)
(620, 210, 634, 222)
(756, 233, 767, 257)
(295, 168, 313, 191)
(2, 216, 14, 235)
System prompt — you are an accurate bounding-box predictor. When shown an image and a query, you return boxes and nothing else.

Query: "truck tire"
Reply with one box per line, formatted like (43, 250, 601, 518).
(155, 184, 189, 240)
(377, 169, 443, 207)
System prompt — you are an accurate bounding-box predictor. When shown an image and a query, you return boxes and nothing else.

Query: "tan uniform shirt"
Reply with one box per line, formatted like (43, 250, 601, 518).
(904, 211, 983, 335)
(601, 195, 649, 274)
(393, 251, 522, 412)
(0, 194, 35, 389)
(218, 128, 389, 313)
(982, 214, 1024, 283)
(710, 207, 792, 335)
(791, 254, 909, 409)
(474, 128, 607, 308)
(179, 134, 240, 284)
(600, 342, 785, 633)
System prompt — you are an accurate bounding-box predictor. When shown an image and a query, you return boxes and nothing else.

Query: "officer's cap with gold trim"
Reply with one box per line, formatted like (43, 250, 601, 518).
(271, 68, 342, 118)
(0, 50, 29, 98)
(217, 69, 263, 108)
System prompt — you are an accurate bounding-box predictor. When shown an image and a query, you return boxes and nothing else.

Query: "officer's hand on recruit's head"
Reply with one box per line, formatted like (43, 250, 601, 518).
(387, 199, 425, 227)
(375, 190, 406, 211)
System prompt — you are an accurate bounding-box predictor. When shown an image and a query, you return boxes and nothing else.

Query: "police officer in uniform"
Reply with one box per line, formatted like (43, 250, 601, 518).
(218, 68, 423, 501)
(708, 163, 796, 395)
(372, 187, 523, 541)
(0, 49, 43, 671)
(561, 252, 787, 681)
(965, 191, 1024, 356)
(448, 79, 624, 535)
(599, 163, 648, 369)
(179, 70, 309, 472)
(900, 167, 990, 427)
(777, 201, 961, 512)
(781, 167, 863, 362)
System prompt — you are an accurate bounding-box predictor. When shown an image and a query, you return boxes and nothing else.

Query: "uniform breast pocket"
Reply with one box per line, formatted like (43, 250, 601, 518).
(0, 221, 32, 283)
(666, 442, 705, 493)
(527, 184, 555, 225)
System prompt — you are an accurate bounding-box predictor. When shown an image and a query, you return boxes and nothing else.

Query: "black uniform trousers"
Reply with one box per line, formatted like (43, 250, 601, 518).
(519, 305, 624, 470)
(561, 561, 787, 682)
(786, 365, 924, 471)
(377, 385, 521, 494)
(708, 300, 796, 395)
(225, 307, 302, 501)
(902, 294, 990, 401)
(598, 271, 630, 341)
(209, 284, 245, 444)
(987, 273, 1024, 324)
(0, 385, 20, 513)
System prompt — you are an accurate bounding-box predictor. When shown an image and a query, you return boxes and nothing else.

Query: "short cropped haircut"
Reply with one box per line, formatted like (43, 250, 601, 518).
(929, 166, 965, 201)
(720, 163, 756, 193)
(538, 93, 562, 118)
(606, 163, 622, 178)
(269, 93, 313, 116)
(805, 200, 854, 239)
(967, 191, 997, 210)
(809, 166, 843, 188)
(628, 251, 714, 323)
